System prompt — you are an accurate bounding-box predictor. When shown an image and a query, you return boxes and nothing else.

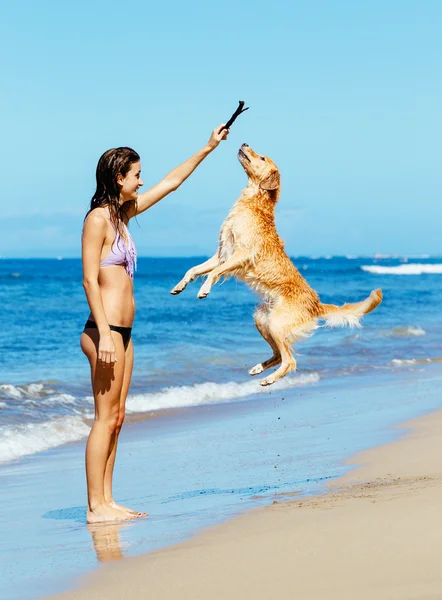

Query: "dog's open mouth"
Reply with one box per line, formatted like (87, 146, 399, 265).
(238, 148, 251, 162)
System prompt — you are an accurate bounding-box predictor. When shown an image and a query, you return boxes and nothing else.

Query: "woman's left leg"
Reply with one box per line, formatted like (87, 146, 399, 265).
(103, 339, 147, 517)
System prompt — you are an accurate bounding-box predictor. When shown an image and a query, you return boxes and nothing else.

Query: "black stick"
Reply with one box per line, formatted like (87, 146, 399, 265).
(221, 100, 249, 131)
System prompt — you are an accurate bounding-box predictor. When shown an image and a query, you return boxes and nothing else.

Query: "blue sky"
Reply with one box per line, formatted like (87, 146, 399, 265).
(1, 0, 440, 257)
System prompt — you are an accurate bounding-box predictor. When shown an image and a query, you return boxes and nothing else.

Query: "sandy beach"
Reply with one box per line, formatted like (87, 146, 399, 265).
(46, 400, 442, 600)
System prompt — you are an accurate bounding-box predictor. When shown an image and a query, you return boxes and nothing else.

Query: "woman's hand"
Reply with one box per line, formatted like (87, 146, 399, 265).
(130, 124, 230, 217)
(207, 124, 230, 151)
(98, 333, 117, 366)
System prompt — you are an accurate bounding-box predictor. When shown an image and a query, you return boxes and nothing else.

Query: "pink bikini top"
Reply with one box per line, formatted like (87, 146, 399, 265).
(100, 211, 137, 279)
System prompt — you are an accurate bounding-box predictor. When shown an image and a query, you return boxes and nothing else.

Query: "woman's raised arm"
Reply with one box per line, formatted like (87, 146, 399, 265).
(127, 124, 229, 218)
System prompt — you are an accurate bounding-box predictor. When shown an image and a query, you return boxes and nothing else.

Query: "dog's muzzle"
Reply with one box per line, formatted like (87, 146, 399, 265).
(238, 147, 251, 162)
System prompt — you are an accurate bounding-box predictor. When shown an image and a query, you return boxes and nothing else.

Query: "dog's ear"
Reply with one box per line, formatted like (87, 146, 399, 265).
(260, 170, 280, 191)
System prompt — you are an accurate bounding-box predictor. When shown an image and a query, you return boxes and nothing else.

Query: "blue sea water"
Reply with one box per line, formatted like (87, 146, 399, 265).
(0, 255, 442, 599)
(0, 255, 441, 462)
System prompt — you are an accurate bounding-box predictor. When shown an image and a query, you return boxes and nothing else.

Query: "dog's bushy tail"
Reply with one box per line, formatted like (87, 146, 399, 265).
(319, 289, 382, 329)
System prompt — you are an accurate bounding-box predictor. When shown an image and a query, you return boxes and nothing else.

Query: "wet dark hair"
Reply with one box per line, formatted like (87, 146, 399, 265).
(85, 147, 140, 236)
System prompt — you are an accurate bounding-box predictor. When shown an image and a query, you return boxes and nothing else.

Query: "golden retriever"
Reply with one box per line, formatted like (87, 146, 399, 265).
(171, 143, 382, 386)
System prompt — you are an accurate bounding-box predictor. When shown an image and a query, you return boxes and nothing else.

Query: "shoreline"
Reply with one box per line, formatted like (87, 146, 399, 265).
(2, 364, 437, 466)
(48, 391, 442, 599)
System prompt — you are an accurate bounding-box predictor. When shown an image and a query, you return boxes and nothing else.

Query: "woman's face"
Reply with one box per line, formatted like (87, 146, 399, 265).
(118, 161, 143, 202)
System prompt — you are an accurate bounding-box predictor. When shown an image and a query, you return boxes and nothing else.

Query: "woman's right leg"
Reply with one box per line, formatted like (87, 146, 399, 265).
(81, 328, 135, 523)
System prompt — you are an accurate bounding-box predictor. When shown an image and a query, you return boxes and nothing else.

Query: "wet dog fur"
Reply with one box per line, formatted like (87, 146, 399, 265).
(171, 144, 382, 386)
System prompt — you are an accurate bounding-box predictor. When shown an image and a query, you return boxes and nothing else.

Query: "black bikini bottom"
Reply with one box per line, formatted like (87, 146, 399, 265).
(83, 320, 132, 350)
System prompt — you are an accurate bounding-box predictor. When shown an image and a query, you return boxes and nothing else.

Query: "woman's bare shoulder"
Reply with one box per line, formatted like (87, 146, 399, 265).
(84, 207, 109, 225)
(83, 208, 109, 236)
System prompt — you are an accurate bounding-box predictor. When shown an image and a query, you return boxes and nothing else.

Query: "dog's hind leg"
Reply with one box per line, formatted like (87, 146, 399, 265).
(197, 252, 248, 299)
(170, 254, 219, 295)
(260, 316, 297, 386)
(250, 352, 281, 376)
(249, 306, 281, 375)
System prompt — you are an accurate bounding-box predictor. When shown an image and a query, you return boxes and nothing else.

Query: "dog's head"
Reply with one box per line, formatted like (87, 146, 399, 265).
(237, 144, 280, 196)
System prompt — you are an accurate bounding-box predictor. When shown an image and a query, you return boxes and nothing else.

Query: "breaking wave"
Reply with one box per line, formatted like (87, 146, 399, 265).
(0, 374, 319, 463)
(391, 357, 442, 366)
(386, 326, 426, 337)
(0, 417, 91, 463)
(123, 373, 320, 414)
(362, 264, 442, 275)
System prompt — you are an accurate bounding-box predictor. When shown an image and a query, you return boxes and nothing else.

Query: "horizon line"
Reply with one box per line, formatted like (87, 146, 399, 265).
(1, 254, 440, 261)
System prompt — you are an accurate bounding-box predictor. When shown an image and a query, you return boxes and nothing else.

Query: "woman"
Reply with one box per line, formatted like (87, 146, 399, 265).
(80, 124, 229, 524)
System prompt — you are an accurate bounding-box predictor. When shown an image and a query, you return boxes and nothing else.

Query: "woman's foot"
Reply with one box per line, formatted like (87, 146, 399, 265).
(108, 500, 148, 518)
(87, 503, 137, 524)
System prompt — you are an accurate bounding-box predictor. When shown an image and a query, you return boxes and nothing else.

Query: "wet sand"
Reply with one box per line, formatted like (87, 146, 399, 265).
(48, 402, 442, 600)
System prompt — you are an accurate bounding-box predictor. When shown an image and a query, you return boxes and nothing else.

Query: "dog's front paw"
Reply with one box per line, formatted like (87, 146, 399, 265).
(197, 284, 211, 299)
(170, 282, 185, 295)
(249, 363, 264, 376)
(260, 376, 275, 387)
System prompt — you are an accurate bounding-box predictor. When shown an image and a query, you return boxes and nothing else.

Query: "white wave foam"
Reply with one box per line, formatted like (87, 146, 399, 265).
(1, 375, 319, 463)
(388, 326, 426, 337)
(391, 357, 440, 366)
(391, 358, 417, 365)
(0, 417, 90, 463)
(362, 264, 442, 275)
(125, 373, 320, 414)
(0, 382, 56, 399)
(0, 384, 22, 398)
(31, 393, 77, 406)
(22, 383, 46, 395)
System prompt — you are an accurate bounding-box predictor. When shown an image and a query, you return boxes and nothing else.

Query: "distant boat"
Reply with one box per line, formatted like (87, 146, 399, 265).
(374, 253, 390, 260)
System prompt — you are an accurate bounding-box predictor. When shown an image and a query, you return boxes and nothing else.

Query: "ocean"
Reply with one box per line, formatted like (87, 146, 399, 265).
(0, 255, 441, 599)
